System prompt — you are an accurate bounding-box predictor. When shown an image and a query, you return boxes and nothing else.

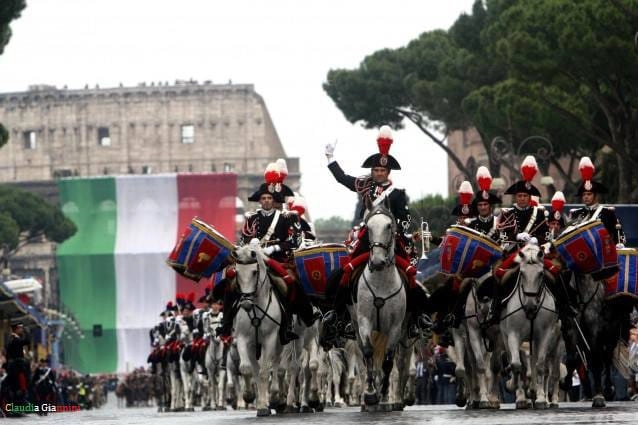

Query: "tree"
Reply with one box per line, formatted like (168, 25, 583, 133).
(476, 0, 638, 202)
(314, 216, 353, 233)
(0, 185, 77, 254)
(409, 195, 458, 239)
(0, 0, 26, 149)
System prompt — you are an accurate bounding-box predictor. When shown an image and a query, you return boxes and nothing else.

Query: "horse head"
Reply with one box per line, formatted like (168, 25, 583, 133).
(516, 242, 546, 296)
(365, 205, 396, 271)
(234, 238, 268, 309)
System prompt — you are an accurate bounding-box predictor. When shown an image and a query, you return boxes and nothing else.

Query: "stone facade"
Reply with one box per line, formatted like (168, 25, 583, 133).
(0, 81, 300, 206)
(0, 81, 299, 313)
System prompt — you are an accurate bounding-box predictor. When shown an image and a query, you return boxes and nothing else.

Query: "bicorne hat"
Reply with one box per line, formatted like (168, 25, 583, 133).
(361, 126, 401, 170)
(248, 159, 295, 202)
(504, 155, 541, 197)
(576, 156, 608, 196)
(472, 166, 502, 206)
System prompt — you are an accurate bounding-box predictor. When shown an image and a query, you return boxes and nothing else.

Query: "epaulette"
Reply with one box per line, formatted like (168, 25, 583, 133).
(604, 206, 615, 211)
(466, 217, 478, 224)
(244, 211, 257, 219)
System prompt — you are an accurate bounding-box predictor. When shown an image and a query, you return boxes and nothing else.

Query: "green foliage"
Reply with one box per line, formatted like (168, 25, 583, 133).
(314, 216, 353, 232)
(324, 0, 638, 202)
(409, 195, 457, 238)
(0, 0, 26, 55)
(0, 185, 77, 251)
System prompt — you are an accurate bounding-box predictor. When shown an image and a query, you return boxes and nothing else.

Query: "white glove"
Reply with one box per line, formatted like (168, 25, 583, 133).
(616, 243, 626, 250)
(516, 232, 531, 242)
(325, 140, 337, 161)
(262, 245, 281, 256)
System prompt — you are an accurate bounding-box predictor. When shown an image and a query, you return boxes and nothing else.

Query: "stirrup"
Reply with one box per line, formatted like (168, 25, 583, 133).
(322, 310, 338, 325)
(417, 313, 433, 330)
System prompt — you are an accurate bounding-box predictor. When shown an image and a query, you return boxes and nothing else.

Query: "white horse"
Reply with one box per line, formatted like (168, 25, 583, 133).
(281, 319, 322, 412)
(451, 276, 504, 409)
(499, 242, 561, 409)
(349, 205, 407, 411)
(233, 240, 284, 416)
(202, 309, 227, 410)
(177, 315, 196, 411)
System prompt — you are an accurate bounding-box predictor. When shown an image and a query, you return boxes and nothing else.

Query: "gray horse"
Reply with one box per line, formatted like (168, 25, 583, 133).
(348, 205, 406, 411)
(499, 242, 561, 409)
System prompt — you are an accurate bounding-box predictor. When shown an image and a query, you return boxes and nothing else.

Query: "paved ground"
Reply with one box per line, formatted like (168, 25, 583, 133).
(12, 393, 638, 424)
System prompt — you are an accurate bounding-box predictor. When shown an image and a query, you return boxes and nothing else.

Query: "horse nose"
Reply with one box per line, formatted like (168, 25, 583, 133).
(370, 259, 386, 271)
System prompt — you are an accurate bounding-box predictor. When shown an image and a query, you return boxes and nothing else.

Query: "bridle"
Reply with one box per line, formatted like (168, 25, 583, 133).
(365, 207, 396, 269)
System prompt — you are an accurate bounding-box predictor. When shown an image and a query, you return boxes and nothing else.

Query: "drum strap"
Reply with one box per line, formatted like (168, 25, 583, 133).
(590, 205, 604, 221)
(523, 207, 539, 234)
(261, 210, 281, 243)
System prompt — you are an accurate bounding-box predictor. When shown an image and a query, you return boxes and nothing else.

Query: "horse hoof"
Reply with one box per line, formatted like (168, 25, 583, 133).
(489, 400, 500, 409)
(592, 396, 606, 408)
(274, 403, 286, 414)
(549, 402, 559, 409)
(243, 391, 256, 404)
(333, 402, 343, 408)
(392, 402, 404, 411)
(471, 400, 480, 409)
(404, 396, 415, 406)
(535, 400, 548, 410)
(257, 408, 271, 417)
(202, 406, 212, 411)
(479, 400, 489, 409)
(455, 395, 467, 408)
(300, 405, 313, 413)
(363, 404, 379, 412)
(515, 400, 528, 409)
(315, 403, 324, 412)
(364, 393, 379, 406)
(284, 405, 298, 414)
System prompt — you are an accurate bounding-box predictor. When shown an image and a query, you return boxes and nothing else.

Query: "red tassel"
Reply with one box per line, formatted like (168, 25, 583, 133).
(459, 192, 473, 205)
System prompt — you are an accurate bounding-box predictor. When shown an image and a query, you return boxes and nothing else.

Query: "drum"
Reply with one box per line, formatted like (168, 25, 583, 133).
(293, 243, 349, 298)
(166, 217, 235, 282)
(604, 248, 638, 301)
(553, 219, 618, 279)
(440, 225, 503, 278)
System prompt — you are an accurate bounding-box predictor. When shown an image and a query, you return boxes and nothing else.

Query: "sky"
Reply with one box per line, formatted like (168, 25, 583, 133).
(0, 0, 476, 220)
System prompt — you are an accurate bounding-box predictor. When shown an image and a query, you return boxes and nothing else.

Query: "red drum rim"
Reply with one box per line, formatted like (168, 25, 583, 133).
(190, 216, 234, 250)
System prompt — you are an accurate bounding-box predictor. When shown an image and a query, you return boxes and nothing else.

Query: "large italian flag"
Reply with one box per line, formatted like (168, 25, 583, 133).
(57, 173, 237, 373)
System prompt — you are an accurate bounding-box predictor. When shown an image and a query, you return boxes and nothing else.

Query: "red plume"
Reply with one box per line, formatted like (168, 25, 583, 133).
(187, 292, 195, 303)
(276, 159, 288, 183)
(476, 166, 492, 192)
(264, 162, 279, 184)
(458, 181, 473, 205)
(377, 125, 393, 155)
(551, 191, 566, 212)
(520, 156, 538, 182)
(579, 157, 595, 181)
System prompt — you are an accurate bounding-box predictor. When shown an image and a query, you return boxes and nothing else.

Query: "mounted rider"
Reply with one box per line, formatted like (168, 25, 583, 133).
(569, 156, 625, 246)
(321, 126, 429, 346)
(486, 156, 550, 325)
(447, 168, 503, 329)
(215, 167, 319, 345)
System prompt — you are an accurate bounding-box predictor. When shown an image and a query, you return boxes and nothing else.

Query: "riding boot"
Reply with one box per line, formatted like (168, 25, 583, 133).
(215, 290, 238, 337)
(407, 286, 433, 337)
(486, 282, 503, 326)
(278, 311, 300, 345)
(320, 284, 353, 349)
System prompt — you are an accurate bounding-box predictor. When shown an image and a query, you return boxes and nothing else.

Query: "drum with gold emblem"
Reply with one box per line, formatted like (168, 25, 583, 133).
(293, 243, 350, 299)
(440, 225, 503, 278)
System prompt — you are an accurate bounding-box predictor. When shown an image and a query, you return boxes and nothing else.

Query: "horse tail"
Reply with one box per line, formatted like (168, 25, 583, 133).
(371, 330, 388, 370)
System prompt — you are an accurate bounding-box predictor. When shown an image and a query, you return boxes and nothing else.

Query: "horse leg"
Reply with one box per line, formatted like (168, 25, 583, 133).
(331, 351, 345, 407)
(590, 346, 606, 408)
(505, 330, 526, 409)
(237, 338, 257, 408)
(285, 346, 300, 412)
(533, 323, 557, 409)
(379, 351, 395, 411)
(362, 343, 379, 406)
(467, 323, 491, 408)
(451, 327, 468, 407)
(307, 334, 321, 409)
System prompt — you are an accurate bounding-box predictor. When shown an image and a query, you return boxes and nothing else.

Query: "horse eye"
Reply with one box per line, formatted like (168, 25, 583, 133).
(252, 270, 258, 276)
(386, 223, 391, 230)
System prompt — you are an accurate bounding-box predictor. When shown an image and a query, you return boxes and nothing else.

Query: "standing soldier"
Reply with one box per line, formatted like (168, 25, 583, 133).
(4, 321, 31, 410)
